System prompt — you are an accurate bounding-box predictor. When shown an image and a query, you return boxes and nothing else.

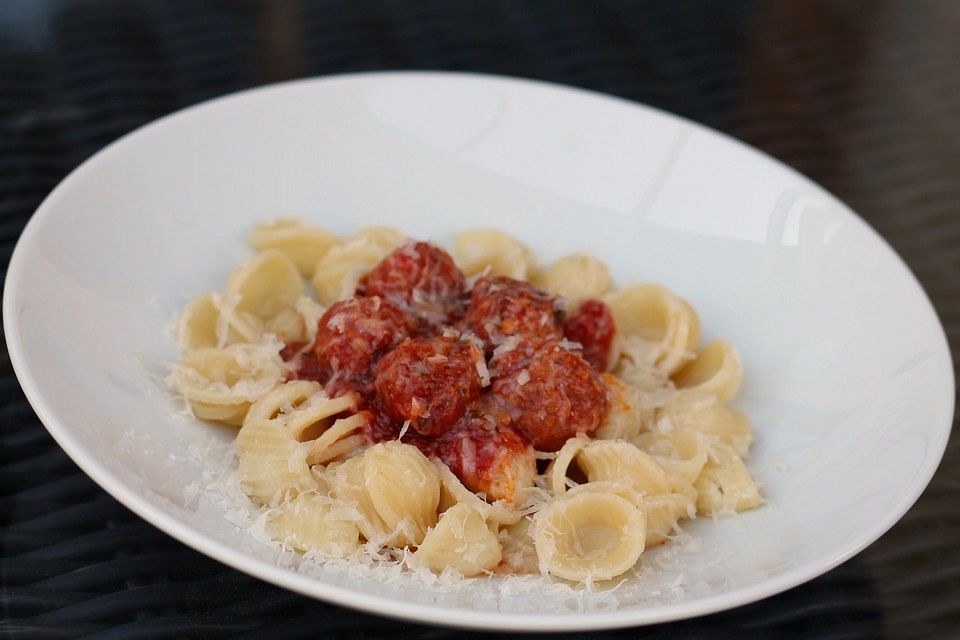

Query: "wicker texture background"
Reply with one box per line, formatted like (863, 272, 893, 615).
(1, 1, 957, 638)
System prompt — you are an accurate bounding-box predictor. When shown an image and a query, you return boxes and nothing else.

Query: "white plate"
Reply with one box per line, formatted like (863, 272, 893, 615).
(3, 72, 954, 631)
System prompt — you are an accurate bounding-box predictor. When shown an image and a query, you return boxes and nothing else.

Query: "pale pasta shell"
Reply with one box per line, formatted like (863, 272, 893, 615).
(533, 491, 646, 582)
(235, 417, 313, 505)
(632, 427, 709, 487)
(228, 250, 304, 320)
(415, 503, 502, 576)
(594, 374, 648, 441)
(362, 441, 440, 547)
(604, 283, 700, 374)
(452, 229, 534, 280)
(695, 441, 761, 515)
(329, 454, 391, 544)
(433, 459, 521, 526)
(178, 293, 263, 351)
(672, 339, 742, 402)
(644, 492, 696, 545)
(248, 218, 342, 275)
(311, 233, 402, 305)
(657, 391, 753, 456)
(267, 492, 359, 556)
(548, 435, 590, 496)
(532, 254, 613, 308)
(189, 401, 250, 426)
(576, 440, 673, 496)
(498, 516, 539, 574)
(177, 293, 220, 350)
(170, 343, 285, 424)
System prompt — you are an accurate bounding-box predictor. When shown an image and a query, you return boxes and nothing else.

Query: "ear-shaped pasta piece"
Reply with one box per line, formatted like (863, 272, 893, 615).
(604, 284, 700, 374)
(644, 492, 696, 545)
(354, 226, 407, 252)
(452, 229, 534, 280)
(594, 374, 649, 441)
(633, 427, 709, 487)
(329, 455, 390, 544)
(245, 380, 356, 438)
(531, 254, 613, 308)
(695, 441, 761, 515)
(264, 308, 306, 343)
(311, 233, 403, 305)
(433, 459, 521, 526)
(228, 250, 305, 321)
(169, 343, 285, 426)
(362, 441, 440, 547)
(576, 440, 673, 497)
(295, 296, 327, 343)
(415, 503, 502, 576)
(533, 491, 646, 582)
(267, 492, 360, 556)
(498, 516, 539, 574)
(177, 294, 220, 350)
(657, 391, 753, 456)
(189, 401, 250, 426)
(235, 417, 313, 505)
(548, 435, 590, 496)
(248, 218, 343, 275)
(178, 293, 263, 351)
(672, 339, 742, 402)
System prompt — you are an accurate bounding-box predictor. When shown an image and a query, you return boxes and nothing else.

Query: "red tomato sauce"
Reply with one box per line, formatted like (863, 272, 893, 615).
(281, 240, 616, 502)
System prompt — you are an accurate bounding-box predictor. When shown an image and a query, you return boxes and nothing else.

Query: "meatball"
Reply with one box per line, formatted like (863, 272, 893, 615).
(357, 241, 466, 323)
(374, 336, 486, 436)
(464, 276, 563, 351)
(435, 406, 537, 503)
(562, 299, 617, 371)
(310, 296, 415, 393)
(491, 340, 608, 451)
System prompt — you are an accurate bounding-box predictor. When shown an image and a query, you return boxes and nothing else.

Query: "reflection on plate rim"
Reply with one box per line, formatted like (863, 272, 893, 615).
(3, 71, 954, 631)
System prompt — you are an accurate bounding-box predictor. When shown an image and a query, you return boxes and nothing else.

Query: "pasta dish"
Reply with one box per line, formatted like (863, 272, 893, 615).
(168, 220, 761, 583)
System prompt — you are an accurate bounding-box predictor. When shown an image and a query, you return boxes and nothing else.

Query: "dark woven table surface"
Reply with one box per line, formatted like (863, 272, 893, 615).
(1, 1, 957, 638)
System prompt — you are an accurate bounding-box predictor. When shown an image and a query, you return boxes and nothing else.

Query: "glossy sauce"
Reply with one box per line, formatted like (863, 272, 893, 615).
(284, 240, 616, 501)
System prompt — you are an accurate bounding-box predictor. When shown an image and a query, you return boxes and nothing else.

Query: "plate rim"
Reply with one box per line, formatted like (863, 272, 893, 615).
(3, 70, 954, 631)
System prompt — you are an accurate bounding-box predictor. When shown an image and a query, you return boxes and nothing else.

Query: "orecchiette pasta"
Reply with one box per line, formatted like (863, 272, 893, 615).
(311, 229, 405, 305)
(575, 440, 673, 497)
(361, 441, 440, 546)
(532, 254, 614, 308)
(177, 293, 262, 351)
(414, 503, 502, 576)
(593, 374, 648, 441)
(169, 342, 285, 426)
(633, 427, 709, 487)
(235, 417, 313, 505)
(695, 441, 762, 515)
(657, 391, 753, 456)
(228, 250, 304, 320)
(672, 339, 742, 402)
(267, 491, 359, 556)
(604, 283, 700, 375)
(534, 490, 646, 581)
(433, 459, 521, 526)
(171, 222, 763, 584)
(451, 229, 534, 280)
(248, 218, 343, 275)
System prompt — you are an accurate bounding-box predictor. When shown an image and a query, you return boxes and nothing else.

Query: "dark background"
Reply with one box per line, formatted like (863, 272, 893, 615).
(1, 1, 957, 638)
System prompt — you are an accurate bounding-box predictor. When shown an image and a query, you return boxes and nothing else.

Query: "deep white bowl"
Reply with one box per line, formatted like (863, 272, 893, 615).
(4, 72, 953, 631)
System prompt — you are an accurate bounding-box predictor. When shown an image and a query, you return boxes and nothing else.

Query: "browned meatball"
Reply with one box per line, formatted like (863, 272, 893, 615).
(310, 296, 415, 392)
(374, 336, 486, 436)
(562, 299, 617, 371)
(491, 340, 607, 451)
(357, 241, 466, 323)
(464, 276, 563, 351)
(434, 406, 536, 503)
